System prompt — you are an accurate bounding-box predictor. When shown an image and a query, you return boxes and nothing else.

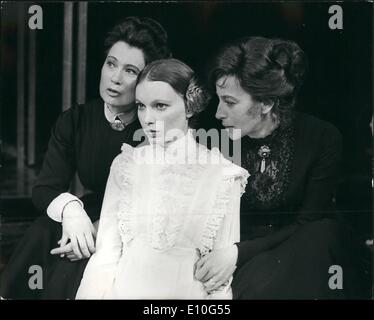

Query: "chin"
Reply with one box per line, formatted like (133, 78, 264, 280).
(225, 128, 243, 140)
(146, 134, 163, 144)
(101, 94, 115, 105)
(102, 94, 130, 108)
(105, 97, 122, 107)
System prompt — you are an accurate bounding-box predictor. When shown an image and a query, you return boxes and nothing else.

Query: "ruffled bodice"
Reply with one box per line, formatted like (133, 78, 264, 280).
(76, 131, 249, 299)
(114, 131, 249, 255)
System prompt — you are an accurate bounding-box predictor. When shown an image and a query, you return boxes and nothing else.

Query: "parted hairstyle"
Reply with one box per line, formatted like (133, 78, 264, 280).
(136, 58, 211, 126)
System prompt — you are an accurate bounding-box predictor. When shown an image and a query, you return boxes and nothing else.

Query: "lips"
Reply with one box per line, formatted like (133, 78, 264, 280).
(106, 88, 120, 97)
(146, 129, 158, 138)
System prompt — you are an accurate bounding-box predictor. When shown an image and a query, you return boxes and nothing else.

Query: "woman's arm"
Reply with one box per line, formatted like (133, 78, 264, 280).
(195, 174, 244, 294)
(32, 107, 80, 221)
(235, 123, 343, 268)
(33, 106, 97, 259)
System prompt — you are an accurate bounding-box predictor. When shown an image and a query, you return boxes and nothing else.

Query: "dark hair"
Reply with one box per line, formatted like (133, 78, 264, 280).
(209, 36, 308, 123)
(136, 58, 211, 126)
(104, 16, 171, 64)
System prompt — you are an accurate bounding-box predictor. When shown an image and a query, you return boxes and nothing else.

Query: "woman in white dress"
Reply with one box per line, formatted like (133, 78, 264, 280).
(75, 58, 249, 299)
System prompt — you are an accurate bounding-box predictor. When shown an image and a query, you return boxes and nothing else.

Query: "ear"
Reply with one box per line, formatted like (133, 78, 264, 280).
(260, 101, 274, 115)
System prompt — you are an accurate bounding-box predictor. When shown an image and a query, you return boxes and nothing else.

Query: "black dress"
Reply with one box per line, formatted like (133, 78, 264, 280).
(0, 99, 143, 299)
(231, 112, 366, 299)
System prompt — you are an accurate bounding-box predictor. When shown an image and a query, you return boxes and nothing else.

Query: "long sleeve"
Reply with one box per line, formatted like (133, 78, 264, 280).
(32, 107, 78, 217)
(213, 178, 241, 249)
(75, 157, 123, 299)
(208, 173, 247, 299)
(236, 122, 343, 268)
(46, 192, 83, 222)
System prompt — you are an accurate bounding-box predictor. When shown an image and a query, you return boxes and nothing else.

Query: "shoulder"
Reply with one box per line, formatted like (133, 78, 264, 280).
(293, 113, 343, 168)
(112, 143, 135, 166)
(109, 143, 136, 185)
(295, 112, 341, 136)
(294, 112, 342, 146)
(201, 144, 250, 186)
(55, 99, 103, 130)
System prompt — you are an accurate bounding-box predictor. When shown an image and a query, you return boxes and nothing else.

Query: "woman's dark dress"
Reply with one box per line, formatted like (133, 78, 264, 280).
(0, 99, 143, 299)
(231, 112, 366, 299)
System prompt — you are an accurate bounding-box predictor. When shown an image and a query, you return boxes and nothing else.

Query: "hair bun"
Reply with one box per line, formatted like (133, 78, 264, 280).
(270, 39, 308, 88)
(185, 76, 211, 115)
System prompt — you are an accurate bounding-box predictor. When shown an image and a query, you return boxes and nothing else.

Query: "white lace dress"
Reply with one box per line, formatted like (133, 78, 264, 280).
(76, 131, 249, 299)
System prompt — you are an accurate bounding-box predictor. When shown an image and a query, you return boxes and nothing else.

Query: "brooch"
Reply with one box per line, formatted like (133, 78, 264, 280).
(110, 116, 125, 131)
(258, 145, 271, 173)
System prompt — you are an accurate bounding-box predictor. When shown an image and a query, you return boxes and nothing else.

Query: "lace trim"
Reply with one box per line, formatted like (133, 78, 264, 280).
(116, 142, 249, 252)
(148, 142, 233, 251)
(199, 177, 234, 256)
(241, 120, 295, 210)
(150, 163, 207, 250)
(215, 147, 250, 197)
(239, 170, 250, 197)
(117, 143, 135, 246)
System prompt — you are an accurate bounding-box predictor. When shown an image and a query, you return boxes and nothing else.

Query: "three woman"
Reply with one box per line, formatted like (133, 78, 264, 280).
(1, 22, 363, 299)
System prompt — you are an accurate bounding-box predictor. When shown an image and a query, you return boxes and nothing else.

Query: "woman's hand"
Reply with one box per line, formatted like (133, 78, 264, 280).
(50, 201, 97, 260)
(51, 242, 81, 261)
(51, 218, 100, 261)
(194, 245, 238, 292)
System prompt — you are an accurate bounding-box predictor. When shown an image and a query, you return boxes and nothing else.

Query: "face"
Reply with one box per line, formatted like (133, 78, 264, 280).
(136, 80, 190, 146)
(99, 41, 146, 108)
(215, 75, 263, 140)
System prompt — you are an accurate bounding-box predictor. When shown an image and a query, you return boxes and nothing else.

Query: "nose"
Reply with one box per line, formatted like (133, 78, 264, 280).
(215, 101, 227, 120)
(110, 69, 122, 85)
(143, 108, 156, 125)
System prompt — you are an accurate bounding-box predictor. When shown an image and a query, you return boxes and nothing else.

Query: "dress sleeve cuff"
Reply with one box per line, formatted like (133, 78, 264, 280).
(46, 192, 84, 222)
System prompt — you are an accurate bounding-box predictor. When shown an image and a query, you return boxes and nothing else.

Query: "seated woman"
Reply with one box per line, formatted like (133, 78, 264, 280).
(194, 36, 366, 299)
(75, 58, 249, 299)
(0, 16, 171, 299)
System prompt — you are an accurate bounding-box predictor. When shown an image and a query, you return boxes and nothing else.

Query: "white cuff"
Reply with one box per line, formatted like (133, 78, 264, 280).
(47, 192, 84, 222)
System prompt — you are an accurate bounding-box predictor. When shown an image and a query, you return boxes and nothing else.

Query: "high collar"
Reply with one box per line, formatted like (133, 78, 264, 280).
(138, 129, 198, 165)
(103, 103, 137, 125)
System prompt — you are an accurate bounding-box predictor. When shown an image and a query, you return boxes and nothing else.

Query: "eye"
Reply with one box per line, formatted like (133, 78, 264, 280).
(155, 103, 168, 110)
(136, 102, 146, 110)
(224, 100, 236, 107)
(126, 68, 137, 75)
(106, 60, 116, 68)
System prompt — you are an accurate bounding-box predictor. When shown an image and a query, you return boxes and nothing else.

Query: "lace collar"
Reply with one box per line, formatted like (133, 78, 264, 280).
(135, 129, 200, 165)
(242, 116, 295, 147)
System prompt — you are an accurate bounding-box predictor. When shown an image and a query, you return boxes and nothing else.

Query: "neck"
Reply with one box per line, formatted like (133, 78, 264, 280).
(166, 127, 189, 147)
(153, 127, 190, 149)
(248, 113, 279, 139)
(106, 102, 137, 124)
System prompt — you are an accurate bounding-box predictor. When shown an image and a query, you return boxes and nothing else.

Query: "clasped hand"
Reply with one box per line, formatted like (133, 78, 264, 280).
(194, 245, 238, 292)
(50, 201, 97, 261)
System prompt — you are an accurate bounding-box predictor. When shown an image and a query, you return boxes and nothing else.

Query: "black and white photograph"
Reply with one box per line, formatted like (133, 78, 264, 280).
(0, 0, 373, 306)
